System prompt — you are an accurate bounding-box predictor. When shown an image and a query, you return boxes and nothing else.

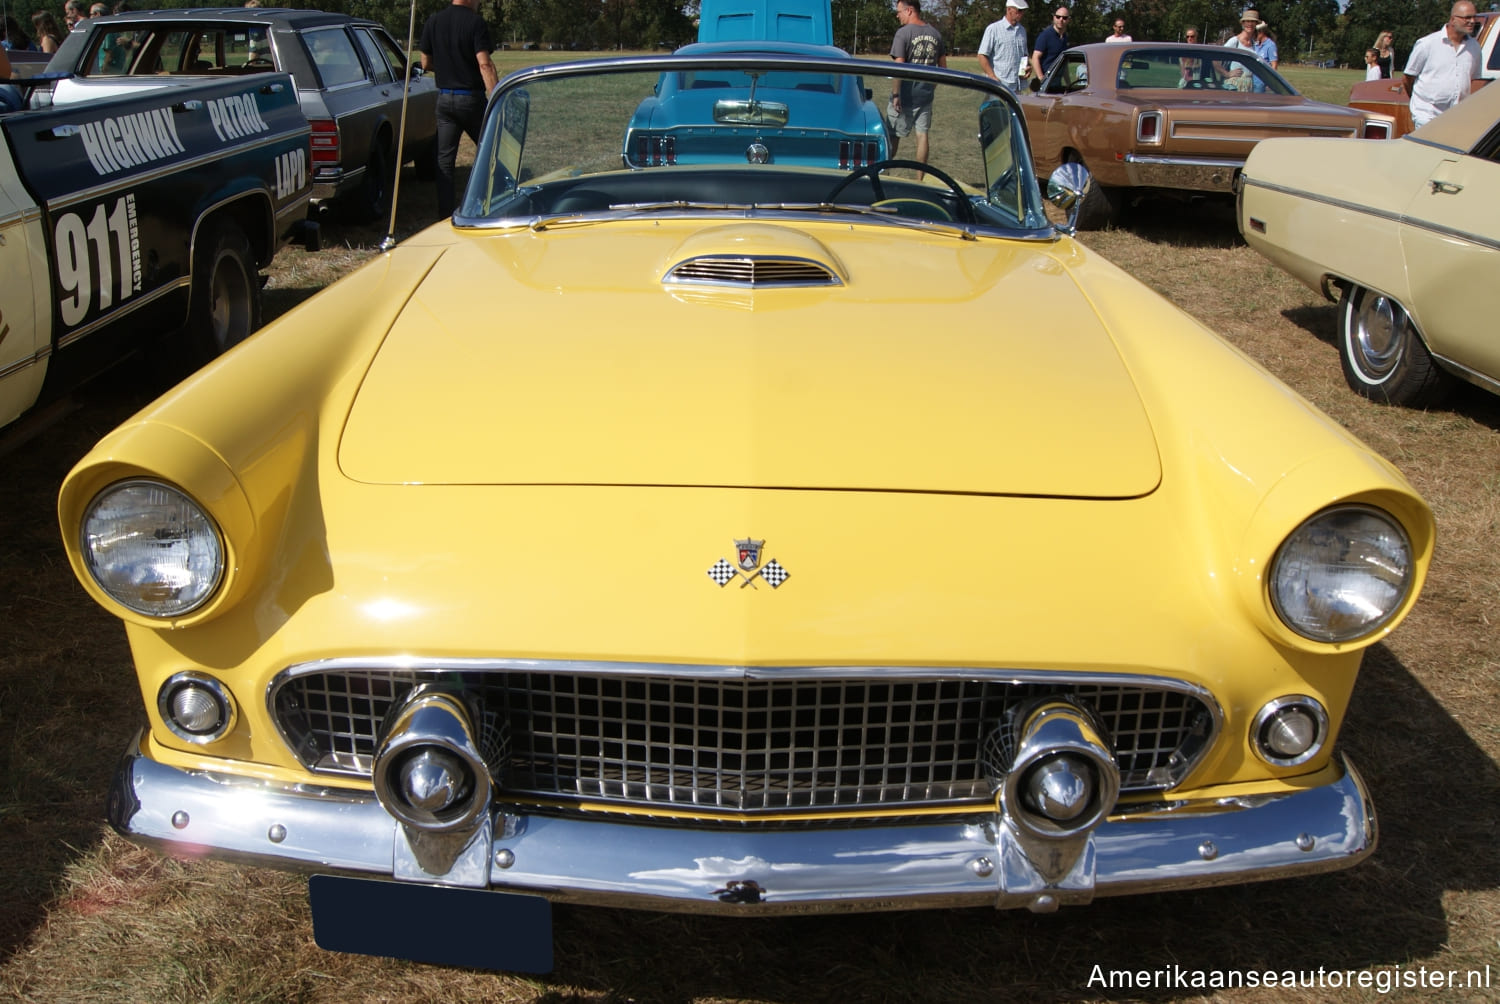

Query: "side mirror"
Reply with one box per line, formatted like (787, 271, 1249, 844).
(1028, 76, 1041, 93)
(1046, 161, 1091, 234)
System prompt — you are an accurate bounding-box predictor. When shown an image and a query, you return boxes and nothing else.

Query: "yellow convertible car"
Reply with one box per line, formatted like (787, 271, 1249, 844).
(1238, 79, 1500, 406)
(60, 54, 1433, 971)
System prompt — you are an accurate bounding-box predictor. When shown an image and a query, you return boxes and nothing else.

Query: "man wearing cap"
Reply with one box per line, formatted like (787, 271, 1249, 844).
(977, 0, 1029, 93)
(1030, 7, 1070, 82)
(1403, 1, 1483, 128)
(420, 0, 499, 218)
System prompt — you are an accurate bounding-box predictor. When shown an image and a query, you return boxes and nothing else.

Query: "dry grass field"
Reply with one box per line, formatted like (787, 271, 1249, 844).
(1, 55, 1496, 1003)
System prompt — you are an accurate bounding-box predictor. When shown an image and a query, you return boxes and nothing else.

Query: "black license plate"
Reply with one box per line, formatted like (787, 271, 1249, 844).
(309, 874, 553, 972)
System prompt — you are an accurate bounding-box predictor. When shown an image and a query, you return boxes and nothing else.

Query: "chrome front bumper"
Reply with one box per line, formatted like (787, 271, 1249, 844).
(107, 739, 1375, 915)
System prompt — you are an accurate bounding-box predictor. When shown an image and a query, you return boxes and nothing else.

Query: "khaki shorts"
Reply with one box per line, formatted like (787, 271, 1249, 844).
(887, 96, 933, 137)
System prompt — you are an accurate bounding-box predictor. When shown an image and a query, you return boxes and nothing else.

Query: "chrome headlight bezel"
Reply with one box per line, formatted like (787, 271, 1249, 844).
(80, 479, 226, 619)
(1269, 504, 1414, 644)
(1250, 695, 1328, 767)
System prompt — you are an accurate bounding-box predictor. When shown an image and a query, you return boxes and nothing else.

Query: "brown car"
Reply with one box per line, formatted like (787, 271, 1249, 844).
(1021, 43, 1393, 228)
(1349, 12, 1498, 139)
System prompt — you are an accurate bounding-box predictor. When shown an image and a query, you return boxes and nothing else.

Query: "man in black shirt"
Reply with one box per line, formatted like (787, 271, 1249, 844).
(419, 0, 499, 217)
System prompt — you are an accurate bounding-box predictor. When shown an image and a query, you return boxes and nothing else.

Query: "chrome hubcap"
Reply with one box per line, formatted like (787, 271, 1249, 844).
(1351, 292, 1406, 379)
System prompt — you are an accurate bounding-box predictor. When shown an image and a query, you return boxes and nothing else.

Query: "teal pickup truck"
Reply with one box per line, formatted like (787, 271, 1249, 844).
(0, 73, 314, 431)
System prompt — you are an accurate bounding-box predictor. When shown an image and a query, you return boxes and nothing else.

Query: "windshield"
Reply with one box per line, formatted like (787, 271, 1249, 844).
(460, 55, 1049, 233)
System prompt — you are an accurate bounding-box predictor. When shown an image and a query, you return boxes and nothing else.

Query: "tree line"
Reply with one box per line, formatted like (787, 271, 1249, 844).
(11, 0, 1481, 71)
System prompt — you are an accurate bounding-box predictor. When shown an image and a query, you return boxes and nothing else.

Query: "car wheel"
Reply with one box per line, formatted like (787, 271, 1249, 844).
(187, 219, 261, 364)
(1064, 153, 1120, 230)
(1337, 284, 1450, 406)
(340, 140, 393, 223)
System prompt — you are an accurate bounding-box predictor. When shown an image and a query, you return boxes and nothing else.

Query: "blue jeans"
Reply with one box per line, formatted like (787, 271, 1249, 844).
(435, 91, 485, 218)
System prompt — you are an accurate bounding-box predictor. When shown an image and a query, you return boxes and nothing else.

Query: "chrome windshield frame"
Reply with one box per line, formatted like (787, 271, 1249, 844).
(453, 53, 1050, 238)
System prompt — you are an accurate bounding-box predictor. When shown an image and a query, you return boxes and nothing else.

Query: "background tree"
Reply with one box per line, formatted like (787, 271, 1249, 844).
(1337, 0, 1449, 70)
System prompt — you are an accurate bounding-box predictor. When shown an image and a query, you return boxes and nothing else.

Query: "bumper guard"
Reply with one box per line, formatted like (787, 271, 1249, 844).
(107, 736, 1375, 915)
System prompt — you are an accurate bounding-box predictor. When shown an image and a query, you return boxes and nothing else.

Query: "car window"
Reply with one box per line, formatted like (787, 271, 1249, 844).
(84, 25, 275, 77)
(366, 27, 411, 79)
(353, 28, 393, 85)
(241, 28, 274, 69)
(87, 28, 149, 76)
(303, 27, 367, 88)
(1044, 54, 1086, 94)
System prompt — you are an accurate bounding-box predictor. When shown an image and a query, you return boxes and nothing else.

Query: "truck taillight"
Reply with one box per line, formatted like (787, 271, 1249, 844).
(309, 119, 339, 165)
(1362, 121, 1392, 139)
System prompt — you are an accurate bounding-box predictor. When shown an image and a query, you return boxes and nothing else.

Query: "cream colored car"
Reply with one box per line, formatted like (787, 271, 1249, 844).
(1238, 81, 1500, 406)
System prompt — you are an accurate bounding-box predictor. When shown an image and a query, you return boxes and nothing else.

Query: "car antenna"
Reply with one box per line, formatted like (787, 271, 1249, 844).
(380, 0, 420, 252)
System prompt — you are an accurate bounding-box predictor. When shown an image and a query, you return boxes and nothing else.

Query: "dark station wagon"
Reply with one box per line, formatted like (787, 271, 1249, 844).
(38, 7, 438, 221)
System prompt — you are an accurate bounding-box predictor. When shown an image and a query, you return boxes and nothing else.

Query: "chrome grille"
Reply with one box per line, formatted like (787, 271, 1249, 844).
(271, 668, 1214, 813)
(664, 255, 840, 288)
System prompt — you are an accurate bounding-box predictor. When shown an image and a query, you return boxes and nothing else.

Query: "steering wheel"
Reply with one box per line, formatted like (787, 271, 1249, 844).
(823, 159, 975, 224)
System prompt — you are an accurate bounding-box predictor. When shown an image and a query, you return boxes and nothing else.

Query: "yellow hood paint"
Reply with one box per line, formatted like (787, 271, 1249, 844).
(339, 221, 1162, 498)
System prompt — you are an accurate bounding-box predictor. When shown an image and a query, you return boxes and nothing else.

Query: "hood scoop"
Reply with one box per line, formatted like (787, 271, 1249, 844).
(662, 224, 846, 289)
(666, 255, 841, 288)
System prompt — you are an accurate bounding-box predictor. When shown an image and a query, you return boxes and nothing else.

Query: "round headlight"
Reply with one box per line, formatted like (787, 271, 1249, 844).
(1269, 505, 1413, 643)
(81, 480, 224, 618)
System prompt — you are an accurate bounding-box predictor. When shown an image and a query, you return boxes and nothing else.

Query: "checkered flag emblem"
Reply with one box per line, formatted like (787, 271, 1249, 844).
(707, 544, 790, 589)
(708, 558, 737, 586)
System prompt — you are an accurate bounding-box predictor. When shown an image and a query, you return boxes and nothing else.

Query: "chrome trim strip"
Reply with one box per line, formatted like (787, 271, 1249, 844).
(1431, 353, 1500, 394)
(0, 347, 51, 381)
(0, 205, 45, 229)
(53, 278, 192, 350)
(108, 741, 1375, 915)
(1124, 154, 1245, 169)
(1240, 177, 1500, 254)
(44, 130, 310, 213)
(268, 656, 1221, 713)
(1400, 134, 1471, 155)
(1168, 121, 1355, 140)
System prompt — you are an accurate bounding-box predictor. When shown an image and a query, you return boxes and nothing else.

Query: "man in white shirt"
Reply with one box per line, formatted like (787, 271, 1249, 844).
(1105, 19, 1132, 43)
(1403, 1, 1483, 128)
(977, 0, 1029, 93)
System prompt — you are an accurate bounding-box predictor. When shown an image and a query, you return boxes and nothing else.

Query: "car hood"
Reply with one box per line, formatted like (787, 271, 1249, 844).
(338, 222, 1161, 498)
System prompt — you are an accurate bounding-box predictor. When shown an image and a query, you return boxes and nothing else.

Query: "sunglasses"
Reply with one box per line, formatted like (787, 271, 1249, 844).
(1055, 14, 1070, 19)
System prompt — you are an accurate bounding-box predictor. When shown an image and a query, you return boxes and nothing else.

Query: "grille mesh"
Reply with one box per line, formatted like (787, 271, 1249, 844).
(665, 255, 840, 287)
(272, 670, 1213, 812)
